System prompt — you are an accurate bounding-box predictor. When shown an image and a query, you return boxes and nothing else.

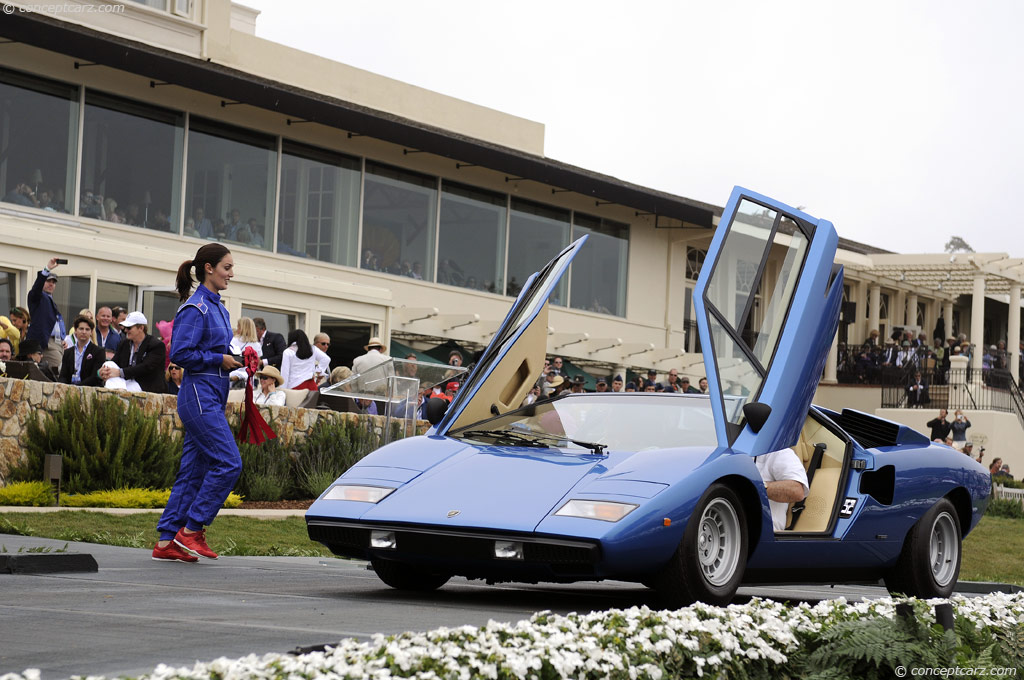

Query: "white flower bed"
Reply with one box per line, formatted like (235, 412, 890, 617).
(5, 593, 1023, 680)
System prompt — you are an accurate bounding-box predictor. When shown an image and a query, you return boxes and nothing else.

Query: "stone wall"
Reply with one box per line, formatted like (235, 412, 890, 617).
(0, 377, 426, 483)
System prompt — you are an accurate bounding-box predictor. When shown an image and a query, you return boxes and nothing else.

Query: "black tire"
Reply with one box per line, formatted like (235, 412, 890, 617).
(371, 559, 450, 592)
(885, 498, 962, 598)
(652, 483, 748, 607)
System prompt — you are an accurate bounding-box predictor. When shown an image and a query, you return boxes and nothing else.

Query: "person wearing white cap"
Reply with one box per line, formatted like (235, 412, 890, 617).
(98, 310, 166, 393)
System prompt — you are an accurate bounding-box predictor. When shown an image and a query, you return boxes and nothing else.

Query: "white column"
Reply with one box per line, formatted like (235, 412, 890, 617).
(907, 294, 918, 329)
(868, 285, 881, 342)
(823, 326, 838, 384)
(894, 290, 907, 327)
(1009, 283, 1021, 382)
(943, 301, 954, 338)
(970, 275, 986, 371)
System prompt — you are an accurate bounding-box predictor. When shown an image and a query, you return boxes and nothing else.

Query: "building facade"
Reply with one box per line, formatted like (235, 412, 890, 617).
(1, 0, 1021, 380)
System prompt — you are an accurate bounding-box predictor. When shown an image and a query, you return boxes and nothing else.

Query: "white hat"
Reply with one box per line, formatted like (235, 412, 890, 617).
(121, 311, 148, 328)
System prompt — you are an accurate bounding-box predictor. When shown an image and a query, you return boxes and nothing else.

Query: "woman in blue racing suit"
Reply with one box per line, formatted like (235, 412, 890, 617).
(153, 243, 244, 563)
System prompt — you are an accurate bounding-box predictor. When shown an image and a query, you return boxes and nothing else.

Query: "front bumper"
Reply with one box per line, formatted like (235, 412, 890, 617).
(307, 519, 603, 582)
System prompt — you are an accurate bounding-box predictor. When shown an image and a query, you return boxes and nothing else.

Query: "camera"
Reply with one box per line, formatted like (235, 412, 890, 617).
(55, 258, 68, 265)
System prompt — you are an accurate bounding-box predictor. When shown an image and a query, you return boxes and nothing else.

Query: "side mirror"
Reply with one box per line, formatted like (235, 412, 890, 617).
(425, 397, 449, 426)
(742, 402, 772, 434)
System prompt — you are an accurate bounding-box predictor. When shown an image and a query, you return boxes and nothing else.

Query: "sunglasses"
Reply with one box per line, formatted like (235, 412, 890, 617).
(168, 365, 181, 371)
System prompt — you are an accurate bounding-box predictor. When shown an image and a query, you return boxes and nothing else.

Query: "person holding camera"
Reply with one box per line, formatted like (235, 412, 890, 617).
(950, 410, 972, 451)
(26, 257, 67, 373)
(153, 243, 243, 564)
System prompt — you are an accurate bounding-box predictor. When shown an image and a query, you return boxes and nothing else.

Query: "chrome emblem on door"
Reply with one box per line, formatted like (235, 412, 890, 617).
(447, 510, 461, 518)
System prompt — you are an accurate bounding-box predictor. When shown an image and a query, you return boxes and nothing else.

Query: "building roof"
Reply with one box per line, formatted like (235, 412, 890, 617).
(3, 10, 718, 228)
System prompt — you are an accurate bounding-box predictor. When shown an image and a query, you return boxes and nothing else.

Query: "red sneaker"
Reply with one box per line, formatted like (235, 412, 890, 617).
(174, 528, 219, 559)
(152, 541, 198, 563)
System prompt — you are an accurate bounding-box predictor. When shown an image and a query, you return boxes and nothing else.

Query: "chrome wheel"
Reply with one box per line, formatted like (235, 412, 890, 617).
(697, 497, 742, 587)
(929, 511, 959, 587)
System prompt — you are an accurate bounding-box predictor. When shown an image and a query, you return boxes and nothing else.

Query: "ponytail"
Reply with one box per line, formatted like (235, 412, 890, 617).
(175, 259, 195, 302)
(176, 243, 231, 302)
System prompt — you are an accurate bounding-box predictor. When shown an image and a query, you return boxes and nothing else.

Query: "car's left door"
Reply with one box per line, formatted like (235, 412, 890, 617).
(694, 187, 844, 456)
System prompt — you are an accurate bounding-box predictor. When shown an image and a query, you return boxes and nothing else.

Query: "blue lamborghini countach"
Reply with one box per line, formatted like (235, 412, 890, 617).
(306, 187, 991, 606)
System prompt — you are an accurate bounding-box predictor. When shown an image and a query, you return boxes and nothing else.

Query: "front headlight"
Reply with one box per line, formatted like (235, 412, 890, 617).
(554, 499, 638, 522)
(323, 484, 396, 503)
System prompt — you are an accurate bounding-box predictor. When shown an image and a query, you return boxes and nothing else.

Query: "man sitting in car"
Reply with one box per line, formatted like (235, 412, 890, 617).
(755, 448, 809, 531)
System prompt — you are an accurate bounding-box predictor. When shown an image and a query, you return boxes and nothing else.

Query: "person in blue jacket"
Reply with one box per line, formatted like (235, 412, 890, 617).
(153, 243, 244, 563)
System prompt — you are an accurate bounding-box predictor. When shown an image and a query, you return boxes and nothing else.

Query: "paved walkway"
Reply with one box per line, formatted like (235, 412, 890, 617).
(0, 506, 306, 519)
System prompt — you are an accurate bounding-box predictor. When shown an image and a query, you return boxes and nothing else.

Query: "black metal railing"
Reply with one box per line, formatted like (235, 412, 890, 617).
(880, 367, 1024, 430)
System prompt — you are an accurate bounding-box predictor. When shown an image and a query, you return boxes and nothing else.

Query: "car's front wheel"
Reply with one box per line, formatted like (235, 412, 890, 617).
(884, 498, 962, 598)
(371, 559, 451, 591)
(652, 483, 748, 607)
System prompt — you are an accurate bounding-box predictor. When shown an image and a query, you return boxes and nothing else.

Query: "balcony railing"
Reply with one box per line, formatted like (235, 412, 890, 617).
(881, 367, 1024, 430)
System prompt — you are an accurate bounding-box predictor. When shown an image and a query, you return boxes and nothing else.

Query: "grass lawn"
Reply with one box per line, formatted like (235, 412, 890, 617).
(960, 515, 1024, 585)
(1, 511, 1020, 585)
(0, 511, 334, 557)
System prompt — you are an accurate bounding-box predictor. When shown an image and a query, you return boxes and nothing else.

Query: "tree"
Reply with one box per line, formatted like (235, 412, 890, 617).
(944, 236, 974, 253)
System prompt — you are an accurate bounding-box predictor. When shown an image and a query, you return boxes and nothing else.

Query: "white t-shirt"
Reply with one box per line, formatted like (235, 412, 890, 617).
(281, 344, 331, 389)
(754, 447, 809, 532)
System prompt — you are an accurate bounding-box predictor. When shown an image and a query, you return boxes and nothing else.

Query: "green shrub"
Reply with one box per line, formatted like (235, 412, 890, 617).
(59, 488, 243, 509)
(994, 476, 1024, 489)
(0, 481, 55, 506)
(233, 422, 292, 502)
(291, 418, 381, 498)
(11, 392, 181, 494)
(986, 497, 1024, 519)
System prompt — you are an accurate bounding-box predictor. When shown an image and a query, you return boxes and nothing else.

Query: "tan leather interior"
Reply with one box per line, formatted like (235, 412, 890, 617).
(784, 415, 846, 533)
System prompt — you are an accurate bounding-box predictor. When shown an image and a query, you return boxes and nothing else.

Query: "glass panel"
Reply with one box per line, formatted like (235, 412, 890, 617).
(709, 312, 762, 424)
(81, 92, 184, 233)
(51, 276, 91, 331)
(127, 0, 166, 8)
(705, 199, 776, 332)
(141, 290, 179, 330)
(185, 118, 276, 251)
(0, 269, 16, 316)
(240, 305, 298, 338)
(507, 199, 569, 303)
(362, 162, 436, 280)
(569, 213, 628, 316)
(749, 226, 807, 368)
(278, 142, 360, 265)
(0, 68, 78, 214)
(437, 182, 506, 293)
(95, 280, 133, 312)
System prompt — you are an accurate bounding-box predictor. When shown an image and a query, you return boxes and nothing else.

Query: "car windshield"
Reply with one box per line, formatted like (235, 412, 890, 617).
(450, 393, 720, 452)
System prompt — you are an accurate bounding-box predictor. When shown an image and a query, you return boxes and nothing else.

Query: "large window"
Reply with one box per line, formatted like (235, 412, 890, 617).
(80, 92, 184, 232)
(240, 305, 299, 339)
(570, 213, 628, 316)
(437, 182, 506, 293)
(0, 68, 78, 214)
(278, 142, 360, 265)
(361, 162, 436, 280)
(185, 118, 276, 251)
(507, 199, 569, 302)
(52, 276, 91, 330)
(0, 269, 16, 316)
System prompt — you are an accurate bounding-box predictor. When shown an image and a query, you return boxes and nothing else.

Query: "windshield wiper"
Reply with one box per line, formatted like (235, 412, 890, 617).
(459, 428, 551, 448)
(459, 427, 607, 455)
(506, 424, 607, 455)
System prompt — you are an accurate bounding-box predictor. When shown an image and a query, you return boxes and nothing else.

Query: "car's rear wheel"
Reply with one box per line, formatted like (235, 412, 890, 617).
(371, 559, 451, 591)
(652, 483, 747, 607)
(884, 498, 962, 598)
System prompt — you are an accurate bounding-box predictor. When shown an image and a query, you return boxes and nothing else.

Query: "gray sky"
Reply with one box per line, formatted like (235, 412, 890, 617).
(244, 0, 1022, 256)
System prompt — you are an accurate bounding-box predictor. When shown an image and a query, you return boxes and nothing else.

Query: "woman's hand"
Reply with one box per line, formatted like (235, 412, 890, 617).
(222, 354, 244, 370)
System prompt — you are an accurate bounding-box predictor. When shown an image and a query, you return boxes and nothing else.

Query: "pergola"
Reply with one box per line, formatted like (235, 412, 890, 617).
(842, 253, 1024, 374)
